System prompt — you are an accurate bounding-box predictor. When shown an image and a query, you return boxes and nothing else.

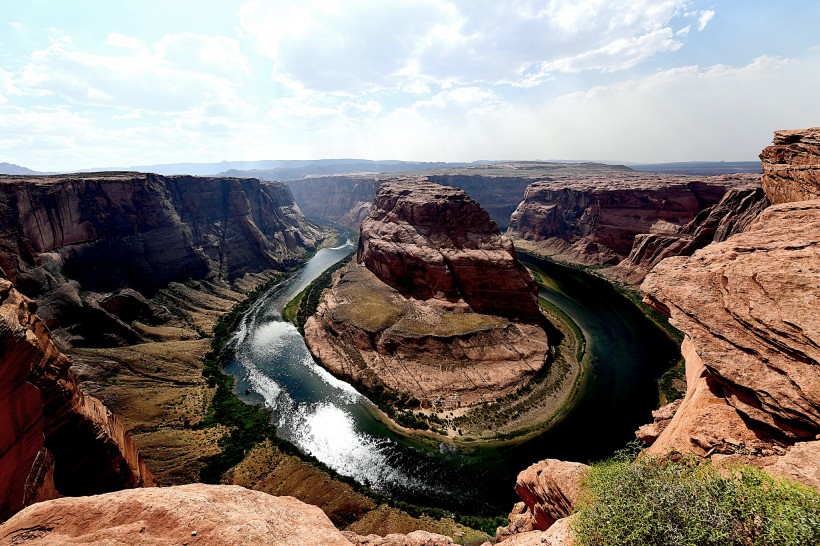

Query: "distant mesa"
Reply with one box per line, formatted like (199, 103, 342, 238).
(305, 179, 550, 419)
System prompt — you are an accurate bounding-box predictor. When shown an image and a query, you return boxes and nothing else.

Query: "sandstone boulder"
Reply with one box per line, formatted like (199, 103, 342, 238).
(0, 484, 351, 546)
(760, 127, 820, 204)
(513, 459, 587, 531)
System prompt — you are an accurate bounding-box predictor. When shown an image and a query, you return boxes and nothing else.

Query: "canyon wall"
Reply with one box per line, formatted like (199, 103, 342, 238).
(306, 180, 548, 410)
(358, 180, 540, 322)
(0, 279, 151, 522)
(609, 186, 770, 284)
(638, 128, 820, 490)
(760, 127, 820, 204)
(0, 172, 322, 346)
(285, 164, 557, 230)
(507, 173, 759, 269)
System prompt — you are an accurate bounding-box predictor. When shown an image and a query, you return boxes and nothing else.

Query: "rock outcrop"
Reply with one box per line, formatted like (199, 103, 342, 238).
(358, 180, 540, 322)
(0, 280, 151, 522)
(494, 459, 586, 546)
(760, 127, 820, 204)
(0, 172, 322, 346)
(609, 186, 769, 284)
(507, 173, 758, 267)
(642, 200, 820, 460)
(306, 181, 548, 411)
(512, 460, 587, 532)
(0, 484, 351, 546)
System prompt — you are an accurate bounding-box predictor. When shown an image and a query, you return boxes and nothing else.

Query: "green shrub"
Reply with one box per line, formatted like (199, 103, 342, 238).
(572, 452, 820, 546)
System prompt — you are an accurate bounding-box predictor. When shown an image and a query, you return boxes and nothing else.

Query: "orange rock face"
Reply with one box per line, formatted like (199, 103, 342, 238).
(760, 127, 820, 204)
(0, 280, 151, 522)
(306, 181, 548, 409)
(358, 180, 540, 322)
(507, 173, 757, 267)
(0, 484, 351, 546)
(642, 201, 820, 458)
(512, 459, 587, 532)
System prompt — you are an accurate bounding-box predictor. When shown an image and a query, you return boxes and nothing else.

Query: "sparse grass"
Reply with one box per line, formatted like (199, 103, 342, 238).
(394, 312, 507, 337)
(573, 451, 820, 546)
(659, 360, 686, 404)
(282, 286, 306, 325)
(334, 281, 405, 332)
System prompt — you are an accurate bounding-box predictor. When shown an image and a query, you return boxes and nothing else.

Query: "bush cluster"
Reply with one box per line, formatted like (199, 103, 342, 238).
(572, 452, 820, 546)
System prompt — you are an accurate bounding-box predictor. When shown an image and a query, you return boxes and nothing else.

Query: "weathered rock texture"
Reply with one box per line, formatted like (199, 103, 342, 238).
(760, 127, 820, 204)
(508, 173, 758, 267)
(610, 186, 769, 284)
(306, 181, 548, 409)
(494, 460, 585, 546)
(0, 280, 151, 523)
(0, 172, 322, 346)
(513, 459, 587, 531)
(358, 180, 540, 322)
(0, 484, 351, 546)
(642, 200, 820, 460)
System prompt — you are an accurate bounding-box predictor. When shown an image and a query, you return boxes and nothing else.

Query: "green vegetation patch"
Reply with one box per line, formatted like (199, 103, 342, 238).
(282, 286, 307, 325)
(394, 312, 507, 337)
(658, 360, 686, 403)
(333, 268, 406, 332)
(573, 452, 820, 546)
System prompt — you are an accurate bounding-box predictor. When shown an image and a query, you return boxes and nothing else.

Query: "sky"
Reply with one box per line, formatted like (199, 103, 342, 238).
(1, 1, 819, 171)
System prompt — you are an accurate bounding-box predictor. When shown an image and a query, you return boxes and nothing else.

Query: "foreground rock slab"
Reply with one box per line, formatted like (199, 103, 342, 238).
(0, 484, 352, 546)
(642, 200, 820, 460)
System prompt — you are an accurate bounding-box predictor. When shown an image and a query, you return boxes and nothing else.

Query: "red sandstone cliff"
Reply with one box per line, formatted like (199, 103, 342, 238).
(306, 180, 548, 411)
(507, 173, 758, 267)
(760, 127, 820, 204)
(0, 280, 152, 522)
(0, 173, 323, 346)
(609, 186, 769, 284)
(636, 129, 820, 489)
(358, 180, 540, 322)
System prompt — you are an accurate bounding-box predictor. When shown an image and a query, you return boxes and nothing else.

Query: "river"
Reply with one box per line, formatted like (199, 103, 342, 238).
(223, 241, 681, 515)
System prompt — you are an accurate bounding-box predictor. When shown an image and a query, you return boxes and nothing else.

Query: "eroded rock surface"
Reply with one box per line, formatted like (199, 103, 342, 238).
(760, 127, 820, 204)
(611, 186, 769, 285)
(0, 172, 322, 346)
(508, 173, 758, 267)
(642, 200, 820, 459)
(513, 459, 587, 532)
(0, 280, 151, 522)
(306, 181, 548, 410)
(0, 484, 351, 546)
(358, 180, 540, 322)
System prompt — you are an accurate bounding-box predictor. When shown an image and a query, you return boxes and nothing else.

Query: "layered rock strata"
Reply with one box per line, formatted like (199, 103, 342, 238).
(760, 127, 820, 204)
(0, 280, 151, 522)
(358, 181, 540, 321)
(642, 200, 820, 460)
(507, 173, 758, 267)
(610, 186, 769, 284)
(0, 484, 351, 546)
(495, 459, 586, 546)
(0, 172, 322, 346)
(306, 181, 548, 410)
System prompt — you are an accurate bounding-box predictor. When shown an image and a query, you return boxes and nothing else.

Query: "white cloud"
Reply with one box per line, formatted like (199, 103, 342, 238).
(238, 0, 700, 91)
(12, 33, 252, 116)
(697, 9, 715, 31)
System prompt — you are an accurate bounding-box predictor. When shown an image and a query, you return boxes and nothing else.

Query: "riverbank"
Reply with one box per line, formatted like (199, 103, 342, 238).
(513, 241, 686, 404)
(284, 259, 589, 446)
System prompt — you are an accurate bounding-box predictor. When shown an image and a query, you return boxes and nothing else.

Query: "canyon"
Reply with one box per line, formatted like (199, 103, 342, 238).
(1, 128, 819, 545)
(305, 180, 551, 426)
